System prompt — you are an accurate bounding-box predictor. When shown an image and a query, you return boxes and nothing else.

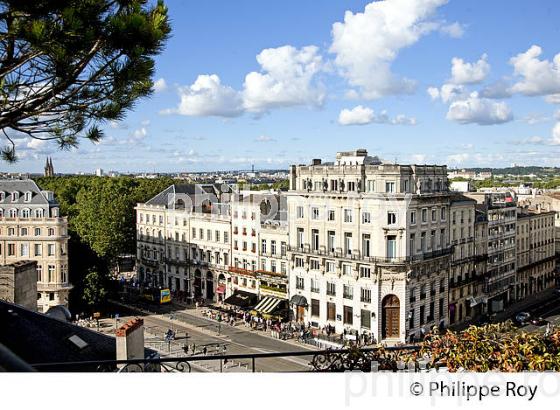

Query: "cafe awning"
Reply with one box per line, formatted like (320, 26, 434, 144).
(253, 296, 283, 314)
(223, 290, 257, 309)
(290, 294, 308, 307)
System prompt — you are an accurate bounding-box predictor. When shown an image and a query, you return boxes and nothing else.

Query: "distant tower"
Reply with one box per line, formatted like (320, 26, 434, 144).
(251, 164, 254, 173)
(44, 157, 54, 177)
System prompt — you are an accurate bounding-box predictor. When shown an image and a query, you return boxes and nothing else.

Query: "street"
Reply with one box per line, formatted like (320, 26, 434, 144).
(105, 301, 316, 372)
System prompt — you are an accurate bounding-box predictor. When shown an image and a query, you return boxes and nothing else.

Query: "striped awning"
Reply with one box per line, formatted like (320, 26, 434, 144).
(253, 296, 282, 314)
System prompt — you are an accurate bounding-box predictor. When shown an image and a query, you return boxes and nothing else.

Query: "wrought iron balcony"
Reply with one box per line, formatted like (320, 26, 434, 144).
(26, 346, 423, 373)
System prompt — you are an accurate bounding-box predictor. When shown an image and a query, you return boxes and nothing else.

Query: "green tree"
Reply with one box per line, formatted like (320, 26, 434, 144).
(82, 268, 107, 309)
(0, 0, 170, 161)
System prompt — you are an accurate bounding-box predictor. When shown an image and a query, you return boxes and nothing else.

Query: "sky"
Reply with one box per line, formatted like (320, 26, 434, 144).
(6, 0, 560, 173)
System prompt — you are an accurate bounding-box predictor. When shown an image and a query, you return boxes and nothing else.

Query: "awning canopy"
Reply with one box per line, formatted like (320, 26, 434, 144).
(290, 294, 308, 307)
(253, 296, 283, 314)
(223, 290, 257, 309)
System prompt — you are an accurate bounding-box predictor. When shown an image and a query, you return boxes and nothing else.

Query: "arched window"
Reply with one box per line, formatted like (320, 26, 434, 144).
(9, 208, 17, 218)
(21, 208, 30, 218)
(48, 228, 55, 236)
(35, 208, 44, 218)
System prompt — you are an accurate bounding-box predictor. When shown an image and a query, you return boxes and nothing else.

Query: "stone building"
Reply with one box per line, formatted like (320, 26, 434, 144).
(286, 149, 452, 343)
(0, 180, 70, 312)
(515, 208, 556, 299)
(0, 260, 37, 311)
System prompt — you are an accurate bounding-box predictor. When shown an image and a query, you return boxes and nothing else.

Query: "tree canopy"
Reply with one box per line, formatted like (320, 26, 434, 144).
(0, 0, 170, 161)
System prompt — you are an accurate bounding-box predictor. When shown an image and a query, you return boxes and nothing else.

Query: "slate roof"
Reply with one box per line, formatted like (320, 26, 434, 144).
(0, 179, 55, 206)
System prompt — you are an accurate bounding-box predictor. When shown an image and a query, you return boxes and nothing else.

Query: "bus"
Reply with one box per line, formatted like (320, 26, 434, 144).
(142, 288, 171, 304)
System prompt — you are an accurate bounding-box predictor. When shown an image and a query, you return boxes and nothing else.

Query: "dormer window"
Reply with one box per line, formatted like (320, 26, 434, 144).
(24, 191, 32, 202)
(11, 192, 19, 202)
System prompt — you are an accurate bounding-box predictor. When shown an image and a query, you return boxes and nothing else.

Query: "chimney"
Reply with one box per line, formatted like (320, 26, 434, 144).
(116, 318, 144, 371)
(311, 158, 322, 166)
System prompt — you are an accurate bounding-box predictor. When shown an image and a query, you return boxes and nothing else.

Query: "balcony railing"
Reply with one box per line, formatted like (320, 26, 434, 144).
(26, 346, 422, 372)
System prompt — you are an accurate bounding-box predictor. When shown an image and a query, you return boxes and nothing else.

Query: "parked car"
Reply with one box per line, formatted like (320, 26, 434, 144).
(529, 317, 549, 326)
(514, 312, 531, 325)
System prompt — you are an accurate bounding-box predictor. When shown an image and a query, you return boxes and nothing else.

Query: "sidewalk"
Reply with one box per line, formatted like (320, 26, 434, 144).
(170, 300, 320, 350)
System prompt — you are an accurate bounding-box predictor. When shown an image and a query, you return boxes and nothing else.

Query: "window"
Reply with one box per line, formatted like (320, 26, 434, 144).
(387, 212, 396, 225)
(441, 207, 447, 221)
(431, 208, 437, 222)
(409, 234, 415, 255)
(360, 288, 371, 303)
(344, 233, 352, 256)
(199, 228, 204, 240)
(328, 210, 335, 221)
(297, 228, 304, 249)
(420, 305, 425, 325)
(261, 240, 267, 254)
(362, 212, 371, 224)
(297, 206, 304, 219)
(360, 266, 371, 278)
(295, 257, 304, 268)
(215, 231, 220, 242)
(310, 259, 320, 270)
(20, 227, 28, 236)
(361, 309, 371, 329)
(343, 306, 353, 325)
(20, 243, 29, 257)
(271, 240, 276, 255)
(192, 227, 196, 239)
(326, 282, 336, 296)
(34, 227, 41, 236)
(327, 231, 335, 252)
(37, 265, 43, 282)
(48, 265, 55, 282)
(296, 277, 304, 290)
(410, 211, 416, 225)
(311, 279, 320, 293)
(311, 207, 319, 220)
(342, 264, 352, 276)
(21, 208, 30, 218)
(224, 231, 229, 243)
(344, 209, 352, 223)
(421, 208, 428, 223)
(385, 182, 395, 193)
(386, 235, 396, 259)
(34, 244, 42, 256)
(311, 299, 320, 317)
(326, 261, 335, 273)
(48, 244, 55, 256)
(312, 229, 319, 251)
(367, 180, 375, 192)
(343, 285, 353, 299)
(280, 242, 286, 256)
(7, 243, 15, 256)
(362, 234, 370, 257)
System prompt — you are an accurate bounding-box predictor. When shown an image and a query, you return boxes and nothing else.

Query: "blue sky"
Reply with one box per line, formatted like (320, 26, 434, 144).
(8, 0, 560, 173)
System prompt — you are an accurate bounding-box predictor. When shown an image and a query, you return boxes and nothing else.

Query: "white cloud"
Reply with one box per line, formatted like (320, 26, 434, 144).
(439, 22, 465, 38)
(510, 45, 560, 96)
(163, 46, 324, 117)
(153, 78, 168, 93)
(545, 93, 560, 104)
(329, 0, 448, 99)
(446, 92, 513, 125)
(450, 54, 490, 84)
(338, 105, 416, 126)
(255, 135, 275, 142)
(338, 105, 374, 125)
(163, 74, 244, 117)
(242, 45, 325, 112)
(427, 83, 466, 103)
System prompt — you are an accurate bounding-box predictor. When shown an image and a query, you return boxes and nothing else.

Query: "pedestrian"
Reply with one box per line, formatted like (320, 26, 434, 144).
(192, 343, 196, 355)
(202, 346, 207, 356)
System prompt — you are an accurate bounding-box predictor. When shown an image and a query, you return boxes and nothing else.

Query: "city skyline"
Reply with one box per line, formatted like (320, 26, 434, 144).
(5, 0, 560, 173)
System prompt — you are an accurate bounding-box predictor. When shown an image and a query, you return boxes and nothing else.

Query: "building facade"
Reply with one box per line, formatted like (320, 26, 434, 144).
(286, 150, 452, 343)
(0, 180, 70, 312)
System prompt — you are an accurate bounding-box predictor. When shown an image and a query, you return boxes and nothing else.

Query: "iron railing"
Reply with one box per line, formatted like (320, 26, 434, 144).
(27, 346, 423, 373)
